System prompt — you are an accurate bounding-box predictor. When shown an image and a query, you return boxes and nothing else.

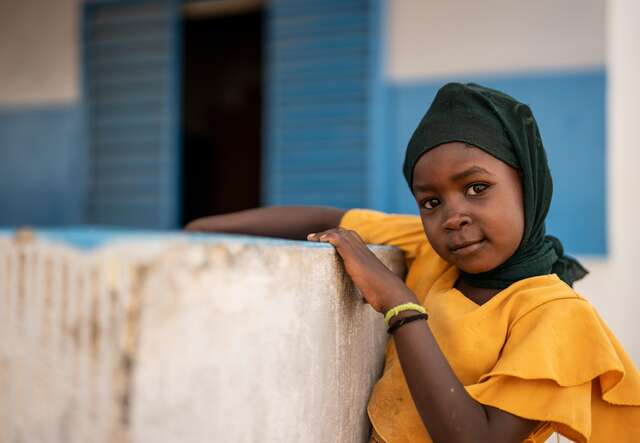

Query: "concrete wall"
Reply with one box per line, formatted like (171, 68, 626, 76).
(0, 231, 404, 442)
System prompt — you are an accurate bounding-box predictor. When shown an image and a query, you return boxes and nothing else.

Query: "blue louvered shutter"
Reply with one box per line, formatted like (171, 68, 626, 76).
(265, 0, 371, 208)
(84, 0, 180, 228)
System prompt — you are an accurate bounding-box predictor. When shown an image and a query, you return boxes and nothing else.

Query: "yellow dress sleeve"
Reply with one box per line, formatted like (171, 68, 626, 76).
(339, 209, 427, 266)
(465, 297, 640, 443)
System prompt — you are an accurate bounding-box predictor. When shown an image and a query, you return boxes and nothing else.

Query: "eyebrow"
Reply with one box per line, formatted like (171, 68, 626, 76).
(413, 165, 493, 192)
(449, 165, 493, 182)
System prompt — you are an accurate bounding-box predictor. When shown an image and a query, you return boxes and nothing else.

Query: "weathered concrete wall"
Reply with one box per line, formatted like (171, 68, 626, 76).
(0, 231, 405, 443)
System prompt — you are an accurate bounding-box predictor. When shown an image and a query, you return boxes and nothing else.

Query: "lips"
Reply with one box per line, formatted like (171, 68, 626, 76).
(449, 239, 486, 255)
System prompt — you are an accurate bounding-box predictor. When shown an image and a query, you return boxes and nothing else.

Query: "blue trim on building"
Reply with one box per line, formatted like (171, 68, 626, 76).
(0, 103, 84, 227)
(168, 0, 182, 228)
(367, 0, 391, 212)
(386, 69, 607, 255)
(79, 0, 90, 227)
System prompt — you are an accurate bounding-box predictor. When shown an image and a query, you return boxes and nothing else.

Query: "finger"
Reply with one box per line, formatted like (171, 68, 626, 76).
(311, 228, 343, 243)
(307, 228, 343, 242)
(324, 230, 373, 257)
(318, 230, 345, 246)
(307, 231, 336, 242)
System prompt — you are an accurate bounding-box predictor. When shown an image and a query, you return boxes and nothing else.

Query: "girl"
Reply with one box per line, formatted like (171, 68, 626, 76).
(187, 83, 640, 442)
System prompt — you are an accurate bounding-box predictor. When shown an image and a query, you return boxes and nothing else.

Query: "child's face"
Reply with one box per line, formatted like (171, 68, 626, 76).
(412, 142, 525, 274)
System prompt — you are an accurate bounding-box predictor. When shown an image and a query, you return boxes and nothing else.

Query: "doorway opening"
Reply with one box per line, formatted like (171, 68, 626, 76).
(181, 3, 263, 225)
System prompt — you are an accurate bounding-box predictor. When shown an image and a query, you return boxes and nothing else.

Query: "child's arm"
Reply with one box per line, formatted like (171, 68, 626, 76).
(308, 228, 538, 443)
(184, 206, 346, 240)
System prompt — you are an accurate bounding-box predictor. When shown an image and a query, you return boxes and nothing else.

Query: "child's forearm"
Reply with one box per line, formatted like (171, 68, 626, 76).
(392, 314, 537, 443)
(184, 206, 346, 240)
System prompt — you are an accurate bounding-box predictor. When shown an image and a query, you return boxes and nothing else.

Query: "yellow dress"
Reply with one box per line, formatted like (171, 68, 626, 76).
(340, 209, 640, 443)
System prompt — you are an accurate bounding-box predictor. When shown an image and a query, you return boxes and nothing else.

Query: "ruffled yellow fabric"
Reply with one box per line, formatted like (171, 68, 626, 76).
(340, 209, 640, 443)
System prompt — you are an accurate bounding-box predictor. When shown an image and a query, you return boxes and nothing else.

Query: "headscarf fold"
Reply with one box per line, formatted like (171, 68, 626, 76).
(403, 82, 587, 289)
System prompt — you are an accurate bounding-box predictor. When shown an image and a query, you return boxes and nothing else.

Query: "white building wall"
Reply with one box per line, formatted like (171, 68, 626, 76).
(0, 0, 79, 105)
(387, 0, 605, 80)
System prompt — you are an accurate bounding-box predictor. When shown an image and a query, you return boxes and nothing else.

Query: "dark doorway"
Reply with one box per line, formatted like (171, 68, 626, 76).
(181, 9, 263, 226)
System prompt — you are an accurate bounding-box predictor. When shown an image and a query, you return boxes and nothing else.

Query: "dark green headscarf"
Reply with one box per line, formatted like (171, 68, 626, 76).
(403, 82, 587, 289)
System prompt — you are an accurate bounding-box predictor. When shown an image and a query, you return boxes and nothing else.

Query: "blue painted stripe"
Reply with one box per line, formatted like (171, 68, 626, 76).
(367, 0, 390, 211)
(0, 104, 84, 226)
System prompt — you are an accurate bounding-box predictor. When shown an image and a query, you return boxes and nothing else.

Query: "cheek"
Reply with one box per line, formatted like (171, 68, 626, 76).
(421, 217, 449, 255)
(490, 190, 525, 253)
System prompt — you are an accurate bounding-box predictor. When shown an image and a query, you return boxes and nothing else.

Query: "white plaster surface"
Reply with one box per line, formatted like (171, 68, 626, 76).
(387, 0, 605, 80)
(0, 0, 79, 105)
(0, 233, 405, 443)
(597, 0, 640, 364)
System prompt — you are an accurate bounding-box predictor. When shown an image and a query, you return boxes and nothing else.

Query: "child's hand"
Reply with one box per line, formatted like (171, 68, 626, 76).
(307, 228, 418, 313)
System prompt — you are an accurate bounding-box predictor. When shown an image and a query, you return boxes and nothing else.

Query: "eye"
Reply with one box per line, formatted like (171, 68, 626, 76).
(422, 198, 441, 210)
(466, 183, 489, 196)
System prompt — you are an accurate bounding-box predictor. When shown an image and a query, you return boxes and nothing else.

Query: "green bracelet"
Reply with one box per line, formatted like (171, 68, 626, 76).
(384, 302, 427, 327)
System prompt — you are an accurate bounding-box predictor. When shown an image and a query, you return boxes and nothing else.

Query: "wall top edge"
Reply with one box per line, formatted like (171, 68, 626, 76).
(0, 228, 399, 252)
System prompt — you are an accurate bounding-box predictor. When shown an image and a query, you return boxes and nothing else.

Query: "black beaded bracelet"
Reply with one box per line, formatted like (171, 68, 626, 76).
(387, 313, 428, 335)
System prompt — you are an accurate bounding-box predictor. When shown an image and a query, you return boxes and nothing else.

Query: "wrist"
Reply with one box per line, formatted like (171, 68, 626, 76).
(380, 288, 418, 314)
(383, 300, 426, 327)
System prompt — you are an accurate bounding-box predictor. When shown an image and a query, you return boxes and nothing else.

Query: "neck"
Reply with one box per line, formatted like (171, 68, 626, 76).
(454, 278, 500, 306)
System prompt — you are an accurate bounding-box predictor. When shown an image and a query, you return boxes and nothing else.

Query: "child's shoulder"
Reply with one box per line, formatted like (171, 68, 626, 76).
(340, 208, 423, 231)
(482, 276, 621, 387)
(340, 208, 427, 259)
(504, 274, 592, 326)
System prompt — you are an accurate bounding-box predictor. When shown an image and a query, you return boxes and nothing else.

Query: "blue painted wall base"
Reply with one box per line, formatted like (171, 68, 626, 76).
(0, 103, 85, 227)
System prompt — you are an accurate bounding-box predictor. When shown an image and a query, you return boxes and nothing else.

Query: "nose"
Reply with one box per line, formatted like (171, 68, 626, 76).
(442, 207, 472, 231)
